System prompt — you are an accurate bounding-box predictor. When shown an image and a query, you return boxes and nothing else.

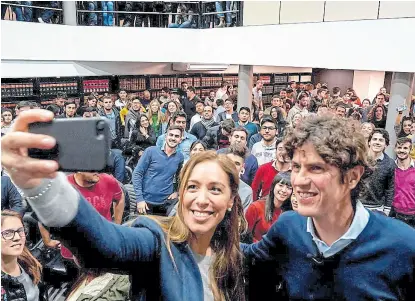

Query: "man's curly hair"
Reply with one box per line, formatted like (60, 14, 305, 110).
(284, 115, 373, 203)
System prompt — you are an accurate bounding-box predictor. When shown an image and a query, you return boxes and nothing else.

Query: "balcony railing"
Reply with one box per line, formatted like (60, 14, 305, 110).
(1, 1, 243, 28)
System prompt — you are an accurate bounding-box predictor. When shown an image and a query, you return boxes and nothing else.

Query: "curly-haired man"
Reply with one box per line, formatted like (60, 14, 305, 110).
(242, 115, 415, 300)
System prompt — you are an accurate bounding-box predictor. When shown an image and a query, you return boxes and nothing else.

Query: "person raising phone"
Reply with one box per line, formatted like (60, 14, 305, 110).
(1, 109, 247, 301)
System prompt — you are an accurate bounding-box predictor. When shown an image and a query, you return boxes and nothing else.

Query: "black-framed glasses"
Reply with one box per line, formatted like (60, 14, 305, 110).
(261, 126, 276, 131)
(1, 227, 25, 241)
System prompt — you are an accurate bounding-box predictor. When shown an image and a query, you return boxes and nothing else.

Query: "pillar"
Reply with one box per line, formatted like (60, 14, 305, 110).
(63, 1, 77, 26)
(385, 72, 415, 157)
(237, 65, 253, 110)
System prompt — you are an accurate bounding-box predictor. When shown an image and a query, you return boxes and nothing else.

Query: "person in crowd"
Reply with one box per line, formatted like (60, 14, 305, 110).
(1, 176, 24, 216)
(225, 144, 253, 211)
(1, 108, 14, 135)
(203, 118, 235, 150)
(126, 114, 157, 161)
(361, 128, 395, 215)
(161, 100, 180, 135)
(37, 1, 59, 23)
(316, 104, 330, 116)
(330, 86, 342, 104)
(120, 99, 131, 126)
(214, 98, 225, 121)
(361, 122, 375, 142)
(251, 137, 291, 201)
(204, 90, 216, 108)
(45, 104, 61, 117)
(217, 98, 238, 123)
(251, 117, 278, 166)
(309, 88, 327, 112)
(217, 127, 258, 186)
(98, 95, 123, 149)
(182, 86, 200, 130)
(242, 115, 415, 300)
(159, 87, 171, 105)
(147, 99, 163, 138)
(81, 106, 98, 118)
(190, 105, 218, 140)
(134, 125, 184, 216)
(286, 92, 309, 126)
(392, 137, 415, 227)
(2, 110, 248, 300)
(76, 94, 97, 116)
(362, 98, 371, 109)
(268, 106, 287, 138)
(189, 140, 207, 157)
(157, 111, 197, 161)
(397, 116, 413, 138)
(168, 3, 195, 28)
(346, 88, 362, 107)
(279, 88, 289, 104)
(1, 210, 48, 301)
(124, 98, 143, 138)
(169, 88, 182, 107)
(264, 95, 286, 118)
(252, 80, 264, 111)
(251, 109, 264, 127)
(1, 1, 33, 22)
(39, 171, 125, 256)
(189, 100, 205, 131)
(178, 82, 189, 103)
(215, 1, 231, 27)
(246, 172, 293, 242)
(115, 89, 128, 109)
(52, 91, 66, 115)
(368, 103, 387, 129)
(140, 90, 152, 108)
(14, 101, 33, 117)
(236, 107, 258, 141)
(215, 81, 228, 100)
(57, 100, 77, 118)
(372, 92, 388, 110)
(335, 102, 347, 118)
(221, 84, 234, 102)
(291, 112, 303, 129)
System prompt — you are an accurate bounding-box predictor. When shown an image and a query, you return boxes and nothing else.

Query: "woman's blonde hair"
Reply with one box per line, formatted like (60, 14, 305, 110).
(147, 99, 164, 126)
(1, 210, 42, 285)
(162, 101, 180, 123)
(148, 151, 246, 301)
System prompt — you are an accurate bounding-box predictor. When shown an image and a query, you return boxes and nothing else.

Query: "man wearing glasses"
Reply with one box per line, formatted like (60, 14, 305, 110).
(251, 117, 278, 166)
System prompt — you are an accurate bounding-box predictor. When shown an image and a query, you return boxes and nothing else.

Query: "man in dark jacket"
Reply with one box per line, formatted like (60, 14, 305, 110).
(1, 175, 25, 216)
(57, 100, 77, 118)
(217, 98, 239, 123)
(182, 86, 200, 130)
(203, 119, 235, 150)
(190, 105, 218, 139)
(98, 95, 124, 149)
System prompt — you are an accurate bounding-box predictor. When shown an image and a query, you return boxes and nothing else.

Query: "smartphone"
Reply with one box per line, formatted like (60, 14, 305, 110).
(28, 118, 111, 172)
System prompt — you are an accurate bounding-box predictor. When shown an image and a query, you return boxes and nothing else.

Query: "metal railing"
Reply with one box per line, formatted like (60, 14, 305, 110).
(75, 1, 243, 28)
(1, 1, 63, 24)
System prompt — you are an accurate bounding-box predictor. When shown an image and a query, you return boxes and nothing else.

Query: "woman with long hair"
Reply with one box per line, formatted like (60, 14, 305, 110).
(147, 99, 164, 138)
(1, 210, 47, 301)
(125, 114, 156, 164)
(245, 172, 293, 242)
(252, 109, 264, 126)
(269, 106, 287, 138)
(190, 140, 208, 157)
(1, 110, 247, 300)
(361, 122, 375, 142)
(161, 100, 180, 134)
(368, 104, 387, 129)
(397, 116, 413, 138)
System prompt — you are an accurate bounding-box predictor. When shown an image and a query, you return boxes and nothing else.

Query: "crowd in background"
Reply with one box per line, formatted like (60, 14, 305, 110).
(1, 77, 415, 300)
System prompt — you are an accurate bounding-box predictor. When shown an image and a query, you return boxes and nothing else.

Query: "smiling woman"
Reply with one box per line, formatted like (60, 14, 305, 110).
(1, 210, 47, 301)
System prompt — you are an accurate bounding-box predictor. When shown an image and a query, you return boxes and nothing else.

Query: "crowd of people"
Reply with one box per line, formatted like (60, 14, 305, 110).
(1, 78, 415, 300)
(1, 1, 241, 28)
(1, 1, 61, 23)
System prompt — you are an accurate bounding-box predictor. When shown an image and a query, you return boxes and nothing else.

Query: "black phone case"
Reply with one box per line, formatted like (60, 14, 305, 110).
(28, 118, 111, 172)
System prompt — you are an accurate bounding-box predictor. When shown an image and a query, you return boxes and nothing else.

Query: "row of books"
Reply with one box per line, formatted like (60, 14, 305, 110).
(1, 83, 34, 97)
(120, 78, 147, 91)
(149, 77, 177, 90)
(83, 79, 110, 93)
(40, 82, 78, 96)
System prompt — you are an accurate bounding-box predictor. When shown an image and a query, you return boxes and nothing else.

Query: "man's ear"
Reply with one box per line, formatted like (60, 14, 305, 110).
(347, 165, 365, 190)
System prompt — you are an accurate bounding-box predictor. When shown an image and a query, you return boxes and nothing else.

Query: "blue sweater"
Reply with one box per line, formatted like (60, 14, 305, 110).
(132, 146, 184, 205)
(54, 197, 204, 301)
(242, 210, 415, 300)
(1, 176, 24, 216)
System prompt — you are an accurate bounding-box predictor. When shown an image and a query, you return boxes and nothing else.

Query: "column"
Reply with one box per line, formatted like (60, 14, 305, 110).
(385, 72, 415, 157)
(63, 1, 77, 26)
(237, 65, 253, 110)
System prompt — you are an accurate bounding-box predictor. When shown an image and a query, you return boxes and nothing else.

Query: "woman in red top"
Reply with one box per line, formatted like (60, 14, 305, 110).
(245, 172, 293, 242)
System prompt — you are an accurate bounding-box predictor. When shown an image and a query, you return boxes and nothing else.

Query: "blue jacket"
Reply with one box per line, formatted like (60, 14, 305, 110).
(54, 197, 205, 301)
(242, 210, 415, 300)
(156, 132, 197, 162)
(1, 176, 24, 216)
(248, 133, 262, 150)
(132, 146, 183, 205)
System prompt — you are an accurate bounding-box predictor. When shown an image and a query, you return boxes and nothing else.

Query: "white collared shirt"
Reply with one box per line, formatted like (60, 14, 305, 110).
(306, 201, 370, 258)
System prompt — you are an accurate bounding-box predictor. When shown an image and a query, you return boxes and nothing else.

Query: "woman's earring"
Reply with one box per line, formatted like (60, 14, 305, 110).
(227, 208, 232, 212)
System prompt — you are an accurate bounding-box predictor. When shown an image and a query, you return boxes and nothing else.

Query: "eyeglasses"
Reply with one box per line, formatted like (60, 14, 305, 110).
(261, 126, 276, 131)
(1, 227, 25, 241)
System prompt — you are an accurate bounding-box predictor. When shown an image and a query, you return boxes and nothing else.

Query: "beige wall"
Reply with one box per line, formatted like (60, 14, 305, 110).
(353, 70, 385, 101)
(379, 1, 415, 18)
(243, 1, 280, 26)
(280, 1, 325, 24)
(243, 1, 415, 26)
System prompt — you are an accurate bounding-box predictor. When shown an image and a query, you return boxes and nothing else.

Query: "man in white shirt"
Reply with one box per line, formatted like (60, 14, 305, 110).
(252, 80, 264, 111)
(189, 100, 205, 131)
(251, 117, 277, 166)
